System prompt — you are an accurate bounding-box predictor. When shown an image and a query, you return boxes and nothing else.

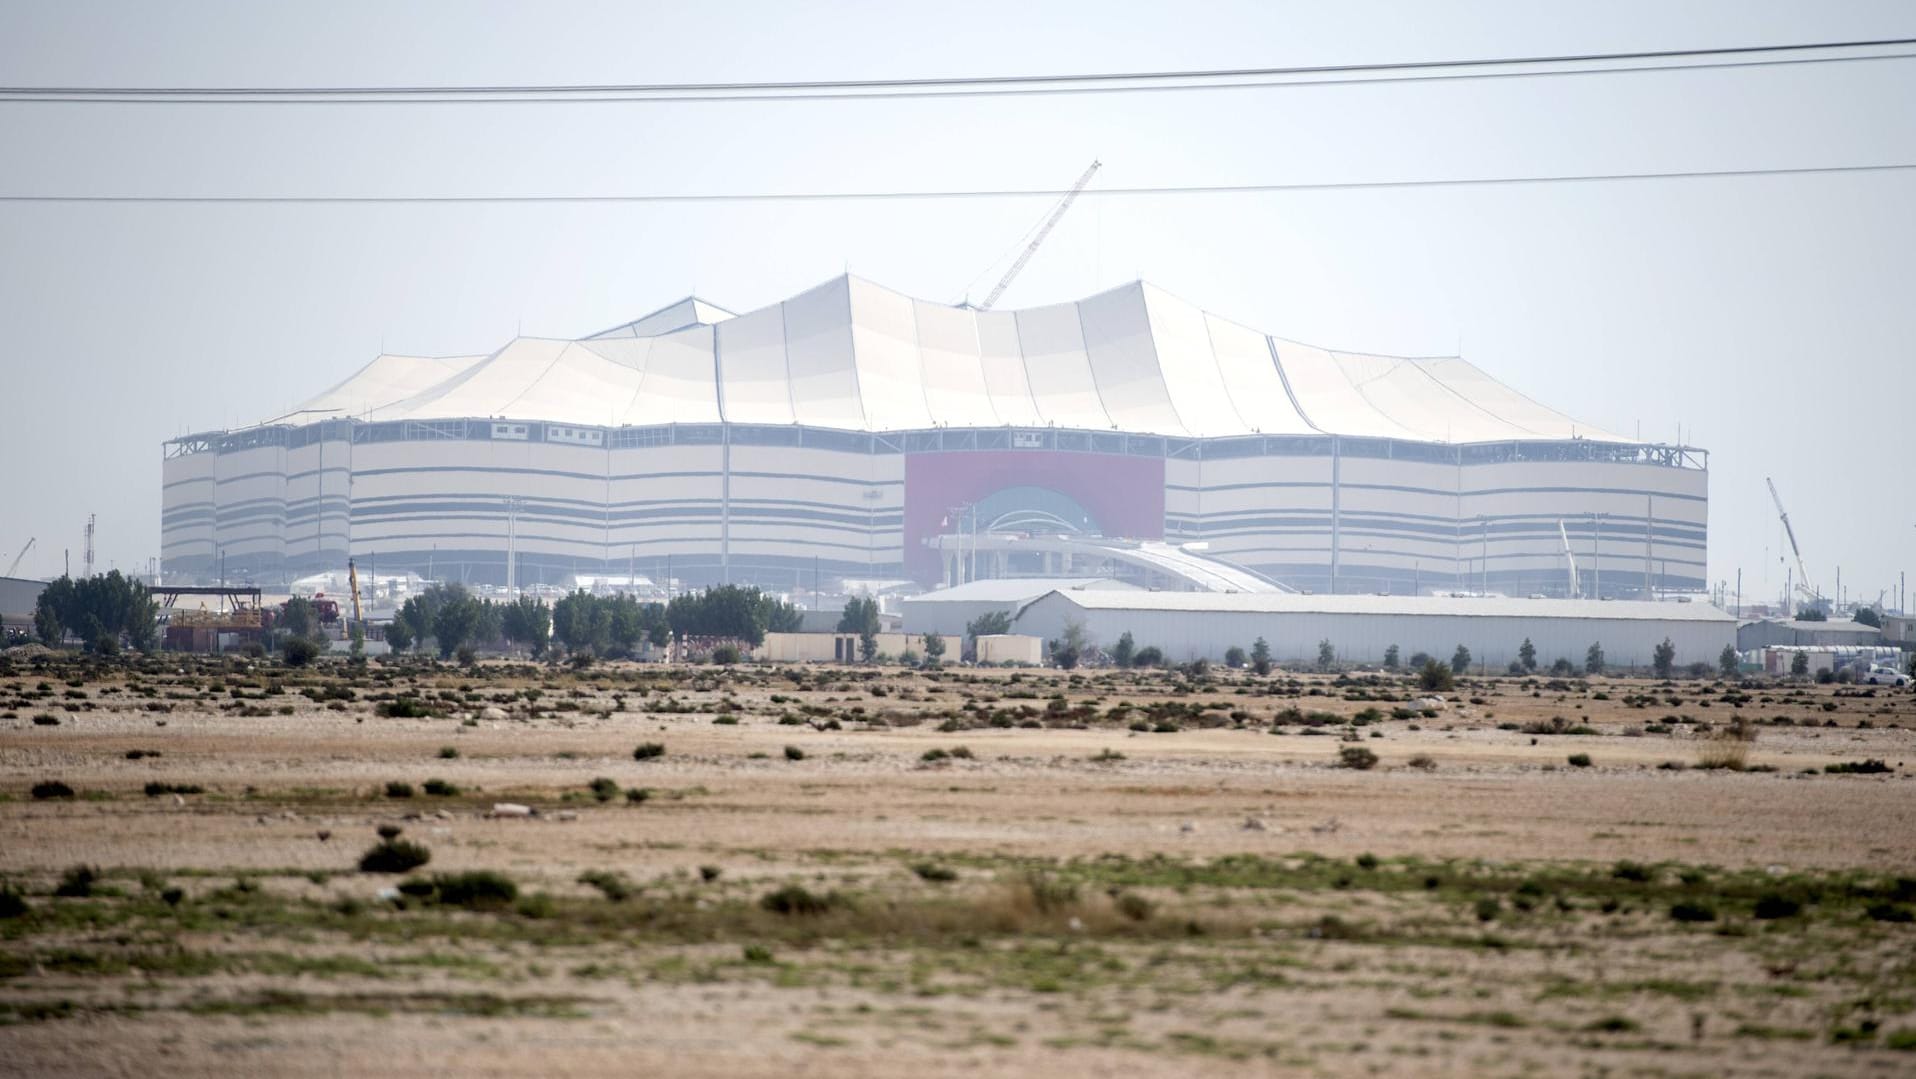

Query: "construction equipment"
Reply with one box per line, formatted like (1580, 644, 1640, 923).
(4, 537, 34, 578)
(972, 160, 1100, 311)
(1556, 520, 1580, 599)
(347, 558, 364, 625)
(1765, 477, 1822, 604)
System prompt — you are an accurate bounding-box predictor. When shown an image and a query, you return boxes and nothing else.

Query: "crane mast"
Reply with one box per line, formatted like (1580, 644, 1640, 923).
(1765, 477, 1819, 602)
(974, 160, 1101, 312)
(4, 537, 34, 578)
(1557, 520, 1580, 599)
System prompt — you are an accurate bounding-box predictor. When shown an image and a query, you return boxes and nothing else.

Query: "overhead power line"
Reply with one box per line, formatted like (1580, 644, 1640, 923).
(2, 37, 1913, 103)
(2, 162, 1910, 205)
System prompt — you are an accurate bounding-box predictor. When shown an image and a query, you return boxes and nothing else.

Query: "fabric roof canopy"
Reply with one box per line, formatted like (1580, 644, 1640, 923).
(285, 275, 1628, 443)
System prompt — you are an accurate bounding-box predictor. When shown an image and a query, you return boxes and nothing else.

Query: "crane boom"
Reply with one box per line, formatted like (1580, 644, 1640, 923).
(347, 558, 363, 625)
(1766, 477, 1818, 600)
(1557, 520, 1580, 599)
(975, 160, 1100, 312)
(5, 538, 34, 578)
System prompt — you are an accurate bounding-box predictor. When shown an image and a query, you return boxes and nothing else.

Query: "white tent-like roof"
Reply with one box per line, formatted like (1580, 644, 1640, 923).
(283, 275, 1628, 443)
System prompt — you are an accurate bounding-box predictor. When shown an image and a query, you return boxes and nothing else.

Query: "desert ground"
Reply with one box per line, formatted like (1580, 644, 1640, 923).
(2, 649, 1913, 1077)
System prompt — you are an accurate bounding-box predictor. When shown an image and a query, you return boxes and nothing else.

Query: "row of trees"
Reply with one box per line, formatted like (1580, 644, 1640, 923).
(382, 583, 803, 659)
(32, 572, 158, 653)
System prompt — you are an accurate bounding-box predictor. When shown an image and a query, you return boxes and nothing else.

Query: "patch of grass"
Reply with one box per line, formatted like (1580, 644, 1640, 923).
(578, 870, 632, 901)
(760, 883, 847, 916)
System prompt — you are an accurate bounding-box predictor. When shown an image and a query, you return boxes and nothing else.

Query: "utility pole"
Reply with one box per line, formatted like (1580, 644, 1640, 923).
(1735, 567, 1742, 619)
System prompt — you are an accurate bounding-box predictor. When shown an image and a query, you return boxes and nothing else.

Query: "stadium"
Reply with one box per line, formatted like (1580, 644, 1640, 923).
(160, 274, 1707, 597)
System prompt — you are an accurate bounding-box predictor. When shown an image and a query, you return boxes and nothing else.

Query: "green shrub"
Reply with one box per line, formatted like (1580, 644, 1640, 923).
(632, 742, 666, 760)
(699, 865, 723, 883)
(0, 887, 29, 918)
(1824, 759, 1891, 775)
(912, 863, 958, 883)
(378, 697, 434, 719)
(422, 778, 459, 797)
(1866, 903, 1914, 923)
(783, 745, 805, 761)
(1670, 901, 1717, 922)
(578, 870, 632, 904)
(1475, 897, 1500, 922)
(432, 870, 517, 909)
(32, 713, 61, 726)
(624, 787, 651, 804)
(588, 777, 619, 802)
(760, 883, 843, 916)
(143, 781, 203, 797)
(383, 781, 415, 799)
(1612, 860, 1653, 883)
(31, 780, 75, 800)
(1567, 753, 1593, 768)
(437, 746, 459, 759)
(1337, 745, 1379, 770)
(54, 864, 99, 898)
(1753, 893, 1802, 919)
(742, 944, 775, 964)
(359, 839, 432, 874)
(281, 637, 321, 667)
(1418, 660, 1454, 693)
(1116, 892, 1155, 921)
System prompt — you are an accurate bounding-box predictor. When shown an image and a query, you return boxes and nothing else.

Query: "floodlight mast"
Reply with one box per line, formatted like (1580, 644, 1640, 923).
(974, 160, 1101, 312)
(1557, 520, 1579, 598)
(1766, 477, 1819, 602)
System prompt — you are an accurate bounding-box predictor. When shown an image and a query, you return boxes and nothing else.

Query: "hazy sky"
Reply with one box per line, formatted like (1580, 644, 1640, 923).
(2, 0, 1912, 607)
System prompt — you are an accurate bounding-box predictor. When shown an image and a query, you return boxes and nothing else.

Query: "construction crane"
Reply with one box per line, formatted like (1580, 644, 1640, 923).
(972, 160, 1101, 312)
(4, 537, 34, 578)
(347, 558, 364, 625)
(1557, 520, 1580, 599)
(1766, 477, 1821, 605)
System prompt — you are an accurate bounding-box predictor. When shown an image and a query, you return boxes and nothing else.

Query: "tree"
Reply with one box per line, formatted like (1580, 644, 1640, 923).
(1718, 644, 1739, 678)
(1317, 638, 1336, 670)
(923, 632, 946, 666)
(1853, 606, 1881, 628)
(1518, 638, 1537, 672)
(1585, 642, 1605, 676)
(280, 596, 317, 640)
(839, 596, 881, 664)
(666, 585, 787, 646)
(1050, 637, 1080, 669)
(1652, 637, 1677, 679)
(428, 585, 484, 659)
(1790, 651, 1809, 677)
(1382, 644, 1399, 671)
(1795, 605, 1827, 622)
(32, 572, 158, 652)
(500, 595, 551, 658)
(1418, 659, 1455, 693)
(1223, 645, 1247, 669)
(965, 609, 1012, 641)
(1450, 644, 1471, 676)
(1060, 619, 1089, 658)
(384, 615, 414, 653)
(1132, 645, 1164, 668)
(281, 636, 320, 667)
(1111, 631, 1136, 669)
(1251, 636, 1272, 676)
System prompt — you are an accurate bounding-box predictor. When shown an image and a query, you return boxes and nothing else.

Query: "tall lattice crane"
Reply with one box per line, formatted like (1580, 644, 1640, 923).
(4, 537, 33, 578)
(972, 160, 1101, 312)
(1766, 477, 1820, 603)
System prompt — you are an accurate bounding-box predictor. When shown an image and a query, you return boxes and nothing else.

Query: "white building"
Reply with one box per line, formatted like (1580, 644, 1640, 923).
(1012, 590, 1735, 670)
(163, 275, 1707, 597)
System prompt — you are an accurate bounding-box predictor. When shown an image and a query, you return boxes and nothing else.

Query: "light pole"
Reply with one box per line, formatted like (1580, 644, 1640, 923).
(504, 498, 525, 599)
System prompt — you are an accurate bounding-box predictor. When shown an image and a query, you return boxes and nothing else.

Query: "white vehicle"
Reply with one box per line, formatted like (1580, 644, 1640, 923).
(1861, 664, 1911, 687)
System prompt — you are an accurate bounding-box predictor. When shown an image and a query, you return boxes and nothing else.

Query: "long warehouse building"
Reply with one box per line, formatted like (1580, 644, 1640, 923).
(161, 275, 1707, 595)
(1010, 590, 1736, 670)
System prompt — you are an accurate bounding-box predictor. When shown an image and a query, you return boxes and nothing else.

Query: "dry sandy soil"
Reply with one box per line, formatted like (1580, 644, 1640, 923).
(1, 651, 1914, 1077)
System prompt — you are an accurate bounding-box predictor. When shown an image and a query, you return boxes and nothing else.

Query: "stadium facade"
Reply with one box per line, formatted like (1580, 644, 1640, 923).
(161, 275, 1707, 596)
